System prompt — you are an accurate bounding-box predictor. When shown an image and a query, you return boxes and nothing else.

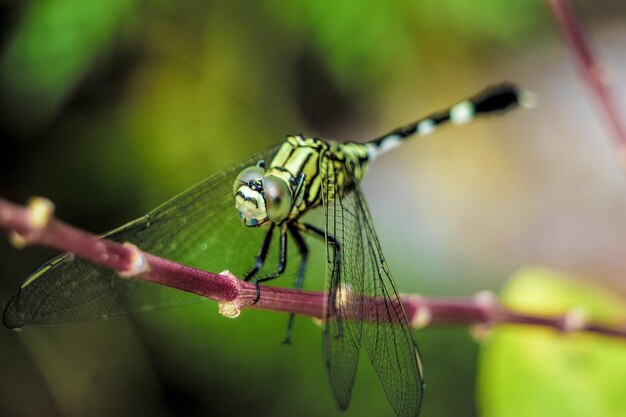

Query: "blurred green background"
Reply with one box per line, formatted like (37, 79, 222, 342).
(2, 0, 626, 416)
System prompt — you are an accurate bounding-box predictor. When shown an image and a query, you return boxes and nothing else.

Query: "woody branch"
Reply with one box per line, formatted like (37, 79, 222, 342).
(1, 196, 625, 339)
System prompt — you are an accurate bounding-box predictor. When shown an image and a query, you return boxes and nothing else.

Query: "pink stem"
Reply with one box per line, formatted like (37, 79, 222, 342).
(547, 0, 626, 167)
(1, 196, 625, 339)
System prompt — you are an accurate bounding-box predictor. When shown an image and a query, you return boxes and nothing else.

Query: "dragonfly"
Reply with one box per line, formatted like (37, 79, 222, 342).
(3, 83, 524, 417)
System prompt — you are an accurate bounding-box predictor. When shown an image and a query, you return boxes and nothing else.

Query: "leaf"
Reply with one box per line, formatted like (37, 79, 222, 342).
(0, 0, 136, 131)
(478, 267, 626, 417)
(262, 0, 545, 88)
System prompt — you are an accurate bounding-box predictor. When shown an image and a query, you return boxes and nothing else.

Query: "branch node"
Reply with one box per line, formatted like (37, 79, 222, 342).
(218, 301, 241, 318)
(338, 283, 353, 307)
(562, 307, 587, 333)
(412, 305, 432, 329)
(218, 270, 244, 291)
(218, 270, 247, 304)
(472, 291, 501, 331)
(215, 270, 244, 317)
(118, 243, 149, 277)
(9, 197, 55, 248)
(473, 290, 498, 309)
(29, 197, 55, 228)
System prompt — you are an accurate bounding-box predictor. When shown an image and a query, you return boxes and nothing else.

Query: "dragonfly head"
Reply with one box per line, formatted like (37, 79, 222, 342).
(234, 165, 294, 227)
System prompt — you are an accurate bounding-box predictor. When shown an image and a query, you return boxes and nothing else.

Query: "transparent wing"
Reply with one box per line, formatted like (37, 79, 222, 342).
(3, 145, 281, 328)
(322, 158, 424, 417)
(321, 156, 364, 410)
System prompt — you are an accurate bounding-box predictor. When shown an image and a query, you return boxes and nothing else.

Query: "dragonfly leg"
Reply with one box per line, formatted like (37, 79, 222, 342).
(244, 223, 275, 281)
(252, 225, 288, 303)
(294, 222, 324, 240)
(282, 223, 310, 344)
(289, 224, 309, 291)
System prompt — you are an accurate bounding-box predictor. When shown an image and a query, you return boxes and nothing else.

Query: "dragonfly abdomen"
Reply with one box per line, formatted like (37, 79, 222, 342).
(365, 83, 524, 160)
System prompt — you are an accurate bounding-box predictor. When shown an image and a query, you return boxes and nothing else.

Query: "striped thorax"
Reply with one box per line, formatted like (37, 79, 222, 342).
(233, 135, 371, 227)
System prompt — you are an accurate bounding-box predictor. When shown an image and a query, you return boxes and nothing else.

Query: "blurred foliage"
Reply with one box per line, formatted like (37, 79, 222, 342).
(264, 0, 545, 88)
(479, 267, 626, 417)
(0, 0, 137, 131)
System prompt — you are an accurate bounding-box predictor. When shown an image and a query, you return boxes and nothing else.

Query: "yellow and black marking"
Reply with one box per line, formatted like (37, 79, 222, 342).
(267, 135, 330, 217)
(265, 135, 371, 220)
(248, 83, 523, 229)
(235, 82, 524, 347)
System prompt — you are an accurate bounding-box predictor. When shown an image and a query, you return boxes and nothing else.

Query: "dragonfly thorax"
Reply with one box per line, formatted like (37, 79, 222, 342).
(234, 165, 294, 227)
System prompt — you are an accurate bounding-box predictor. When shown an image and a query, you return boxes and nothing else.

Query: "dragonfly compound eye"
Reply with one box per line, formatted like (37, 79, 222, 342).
(233, 165, 265, 195)
(263, 174, 293, 222)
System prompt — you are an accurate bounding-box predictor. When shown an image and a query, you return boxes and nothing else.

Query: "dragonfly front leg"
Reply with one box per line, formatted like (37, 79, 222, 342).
(245, 223, 275, 281)
(251, 225, 288, 303)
